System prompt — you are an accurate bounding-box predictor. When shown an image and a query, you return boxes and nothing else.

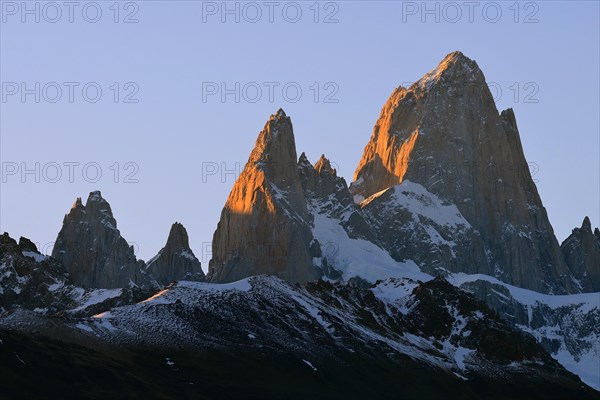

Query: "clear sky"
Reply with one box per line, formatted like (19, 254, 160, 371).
(1, 1, 598, 271)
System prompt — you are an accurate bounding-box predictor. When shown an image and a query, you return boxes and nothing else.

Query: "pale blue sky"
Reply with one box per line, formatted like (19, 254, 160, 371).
(1, 1, 598, 269)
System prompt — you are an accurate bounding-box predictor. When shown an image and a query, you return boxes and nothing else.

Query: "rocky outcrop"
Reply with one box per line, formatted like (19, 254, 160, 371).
(351, 51, 574, 294)
(146, 222, 204, 284)
(561, 217, 600, 292)
(209, 109, 321, 283)
(297, 153, 383, 280)
(0, 233, 73, 313)
(0, 232, 151, 316)
(456, 277, 600, 388)
(298, 153, 377, 244)
(360, 181, 485, 277)
(52, 191, 147, 289)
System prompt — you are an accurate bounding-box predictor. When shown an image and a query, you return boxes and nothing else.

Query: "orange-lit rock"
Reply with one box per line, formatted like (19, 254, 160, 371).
(209, 109, 321, 283)
(351, 51, 574, 294)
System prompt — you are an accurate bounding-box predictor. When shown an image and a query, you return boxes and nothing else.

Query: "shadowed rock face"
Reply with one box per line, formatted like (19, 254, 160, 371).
(145, 222, 204, 284)
(561, 217, 600, 292)
(0, 233, 73, 313)
(52, 191, 147, 289)
(351, 51, 574, 294)
(209, 109, 321, 284)
(298, 153, 378, 244)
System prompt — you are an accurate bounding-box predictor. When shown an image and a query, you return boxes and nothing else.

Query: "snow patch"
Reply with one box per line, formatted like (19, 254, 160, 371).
(312, 212, 431, 283)
(361, 180, 471, 229)
(302, 359, 317, 371)
(72, 288, 123, 312)
(75, 323, 94, 333)
(449, 273, 600, 314)
(22, 251, 47, 262)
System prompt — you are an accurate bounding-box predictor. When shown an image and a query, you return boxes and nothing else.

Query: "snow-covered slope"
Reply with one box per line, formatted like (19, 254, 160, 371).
(449, 273, 600, 390)
(304, 176, 600, 390)
(311, 211, 430, 283)
(40, 275, 589, 397)
(359, 180, 487, 277)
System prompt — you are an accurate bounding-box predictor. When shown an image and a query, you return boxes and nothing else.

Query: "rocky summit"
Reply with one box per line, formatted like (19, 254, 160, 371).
(209, 109, 321, 283)
(52, 191, 148, 289)
(145, 222, 204, 284)
(561, 217, 600, 292)
(350, 51, 574, 294)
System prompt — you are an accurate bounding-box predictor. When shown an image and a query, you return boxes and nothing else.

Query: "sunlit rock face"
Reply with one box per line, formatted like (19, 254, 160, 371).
(145, 222, 204, 284)
(351, 51, 574, 294)
(52, 191, 147, 289)
(561, 217, 600, 292)
(209, 109, 321, 284)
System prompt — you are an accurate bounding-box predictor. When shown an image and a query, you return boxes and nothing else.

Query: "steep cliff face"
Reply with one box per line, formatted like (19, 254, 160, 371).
(146, 222, 204, 284)
(351, 51, 574, 294)
(52, 191, 147, 289)
(0, 232, 153, 316)
(299, 153, 377, 244)
(209, 110, 321, 283)
(561, 217, 600, 292)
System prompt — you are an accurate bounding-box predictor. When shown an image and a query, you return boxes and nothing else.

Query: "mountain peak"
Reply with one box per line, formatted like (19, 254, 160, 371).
(210, 111, 318, 284)
(246, 110, 300, 190)
(87, 190, 105, 203)
(298, 152, 312, 169)
(582, 216, 592, 231)
(562, 216, 600, 291)
(271, 108, 288, 120)
(18, 236, 38, 253)
(350, 51, 573, 294)
(146, 221, 203, 283)
(315, 154, 336, 176)
(81, 190, 116, 229)
(166, 222, 190, 249)
(72, 197, 83, 209)
(416, 51, 484, 90)
(52, 192, 143, 288)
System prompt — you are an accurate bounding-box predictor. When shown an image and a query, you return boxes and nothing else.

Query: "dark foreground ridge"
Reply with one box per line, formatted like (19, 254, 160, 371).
(0, 275, 597, 399)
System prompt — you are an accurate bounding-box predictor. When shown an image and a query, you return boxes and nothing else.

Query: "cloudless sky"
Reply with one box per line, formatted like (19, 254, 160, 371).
(1, 1, 599, 271)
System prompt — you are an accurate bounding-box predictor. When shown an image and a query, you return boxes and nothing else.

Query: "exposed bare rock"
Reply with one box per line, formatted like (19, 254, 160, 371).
(0, 232, 157, 317)
(0, 232, 71, 313)
(359, 181, 485, 277)
(561, 217, 600, 292)
(209, 109, 321, 283)
(146, 222, 204, 284)
(298, 153, 378, 244)
(351, 51, 574, 294)
(52, 191, 148, 289)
